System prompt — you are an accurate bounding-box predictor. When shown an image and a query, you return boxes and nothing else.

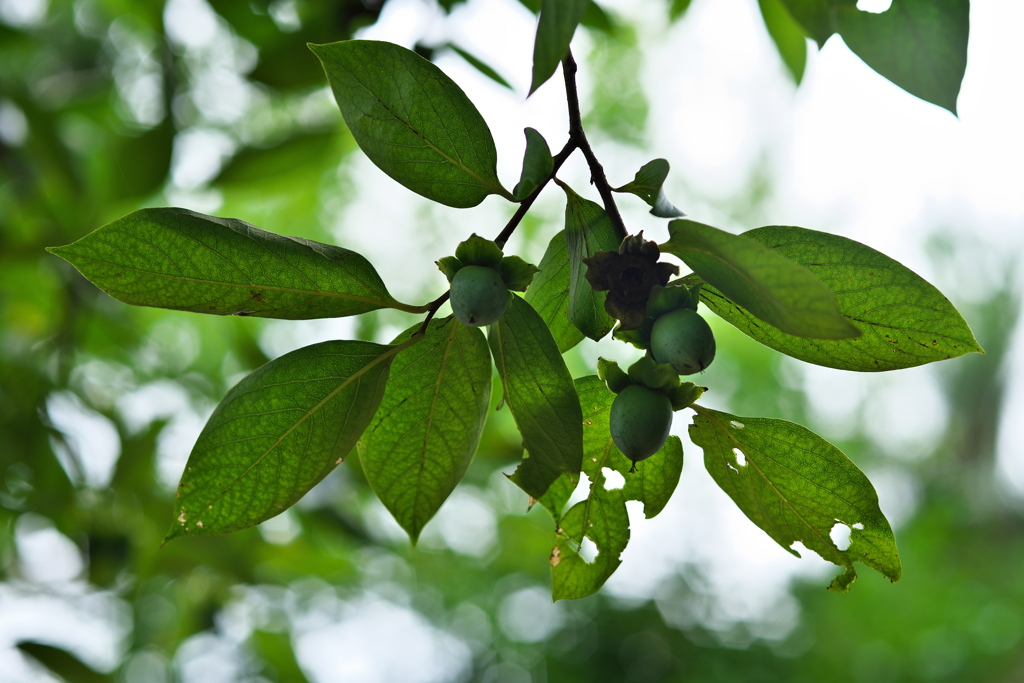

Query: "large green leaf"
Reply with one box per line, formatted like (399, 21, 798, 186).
(524, 229, 585, 353)
(551, 376, 684, 600)
(166, 339, 400, 541)
(489, 296, 583, 500)
(48, 207, 420, 319)
(700, 225, 984, 371)
(310, 40, 510, 207)
(690, 406, 901, 592)
(779, 0, 968, 114)
(358, 317, 492, 542)
(758, 0, 808, 84)
(562, 184, 619, 341)
(662, 220, 859, 339)
(530, 0, 589, 95)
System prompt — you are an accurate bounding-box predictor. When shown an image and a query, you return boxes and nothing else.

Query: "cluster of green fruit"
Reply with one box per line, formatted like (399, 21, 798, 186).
(440, 234, 716, 472)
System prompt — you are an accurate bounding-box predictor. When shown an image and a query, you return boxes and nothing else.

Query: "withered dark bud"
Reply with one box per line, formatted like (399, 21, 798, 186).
(582, 232, 679, 330)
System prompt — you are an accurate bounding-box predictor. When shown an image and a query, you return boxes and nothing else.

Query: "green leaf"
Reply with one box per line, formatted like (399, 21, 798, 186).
(448, 44, 513, 90)
(16, 642, 112, 683)
(690, 406, 901, 592)
(535, 473, 577, 520)
(778, 0, 968, 115)
(358, 318, 491, 542)
(47, 207, 420, 319)
(613, 159, 685, 218)
(552, 376, 684, 600)
(310, 40, 510, 207)
(562, 184, 620, 341)
(577, 375, 683, 518)
(499, 255, 541, 292)
(513, 128, 554, 201)
(530, 0, 589, 95)
(662, 220, 860, 339)
(699, 225, 984, 371)
(489, 296, 583, 499)
(524, 230, 586, 353)
(552, 490, 629, 600)
(759, 0, 808, 84)
(669, 0, 694, 21)
(165, 339, 399, 541)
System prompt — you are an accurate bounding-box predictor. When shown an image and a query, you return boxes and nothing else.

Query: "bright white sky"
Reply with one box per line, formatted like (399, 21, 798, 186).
(8, 0, 1024, 680)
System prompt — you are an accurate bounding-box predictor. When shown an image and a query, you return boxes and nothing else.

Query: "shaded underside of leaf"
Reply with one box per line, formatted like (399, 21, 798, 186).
(562, 185, 620, 341)
(779, 0, 968, 115)
(663, 219, 859, 339)
(358, 317, 492, 542)
(167, 340, 396, 540)
(524, 229, 585, 354)
(310, 40, 507, 208)
(489, 296, 583, 500)
(690, 406, 901, 592)
(513, 127, 554, 201)
(47, 207, 408, 319)
(700, 225, 983, 371)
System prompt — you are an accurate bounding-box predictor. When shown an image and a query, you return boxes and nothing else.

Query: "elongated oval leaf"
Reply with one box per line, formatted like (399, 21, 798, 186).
(562, 184, 619, 341)
(358, 317, 492, 543)
(690, 406, 901, 592)
(166, 339, 398, 541)
(662, 220, 860, 339)
(613, 158, 685, 218)
(700, 225, 984, 371)
(48, 207, 418, 319)
(530, 0, 588, 95)
(524, 229, 585, 354)
(489, 296, 583, 499)
(310, 40, 509, 208)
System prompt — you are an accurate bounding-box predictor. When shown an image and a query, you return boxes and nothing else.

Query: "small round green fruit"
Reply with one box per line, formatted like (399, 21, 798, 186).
(450, 265, 509, 326)
(650, 307, 716, 375)
(609, 384, 674, 469)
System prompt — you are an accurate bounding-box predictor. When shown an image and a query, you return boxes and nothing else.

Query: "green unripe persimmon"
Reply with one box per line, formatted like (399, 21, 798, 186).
(650, 307, 716, 375)
(450, 265, 509, 326)
(609, 384, 674, 470)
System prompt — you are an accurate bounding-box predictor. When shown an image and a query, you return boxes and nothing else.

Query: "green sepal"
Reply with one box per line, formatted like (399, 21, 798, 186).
(647, 284, 699, 319)
(668, 382, 705, 412)
(626, 355, 679, 393)
(612, 317, 654, 350)
(597, 358, 630, 394)
(436, 256, 463, 283)
(499, 255, 541, 292)
(455, 234, 504, 268)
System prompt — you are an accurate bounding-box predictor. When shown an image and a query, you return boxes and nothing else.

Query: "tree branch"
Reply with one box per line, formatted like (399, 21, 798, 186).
(561, 50, 629, 241)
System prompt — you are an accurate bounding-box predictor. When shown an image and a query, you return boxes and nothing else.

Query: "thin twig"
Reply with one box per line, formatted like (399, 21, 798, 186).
(493, 139, 576, 249)
(561, 50, 629, 241)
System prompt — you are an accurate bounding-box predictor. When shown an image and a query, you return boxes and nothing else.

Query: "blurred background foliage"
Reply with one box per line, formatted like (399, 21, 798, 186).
(1, 0, 1022, 681)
